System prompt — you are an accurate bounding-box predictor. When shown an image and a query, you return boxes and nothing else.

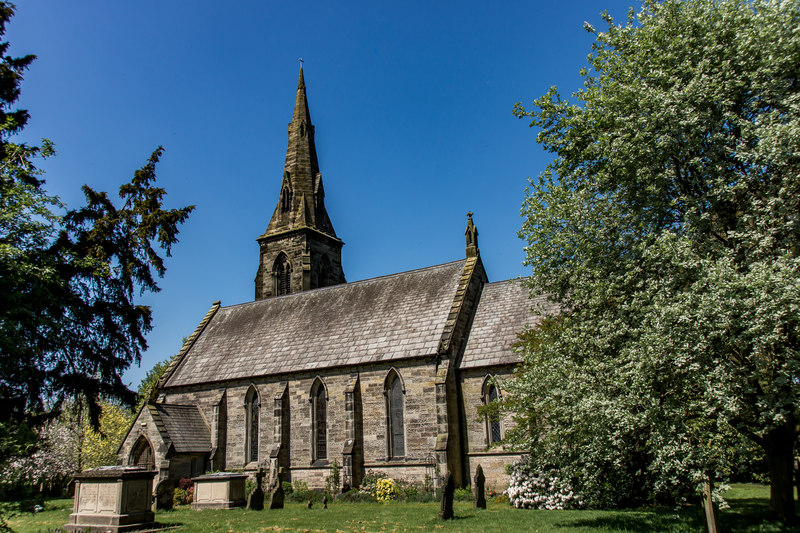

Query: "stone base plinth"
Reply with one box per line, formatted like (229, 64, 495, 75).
(191, 472, 247, 510)
(64, 510, 156, 532)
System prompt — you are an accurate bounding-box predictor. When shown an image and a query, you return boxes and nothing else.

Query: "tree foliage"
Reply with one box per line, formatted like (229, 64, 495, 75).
(0, 2, 193, 439)
(509, 0, 800, 521)
(135, 356, 173, 412)
(0, 401, 133, 496)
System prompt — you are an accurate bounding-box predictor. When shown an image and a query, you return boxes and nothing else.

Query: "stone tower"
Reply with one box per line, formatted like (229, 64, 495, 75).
(255, 67, 346, 300)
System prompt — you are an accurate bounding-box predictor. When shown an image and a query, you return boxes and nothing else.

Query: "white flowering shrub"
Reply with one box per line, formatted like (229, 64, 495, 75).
(505, 461, 583, 510)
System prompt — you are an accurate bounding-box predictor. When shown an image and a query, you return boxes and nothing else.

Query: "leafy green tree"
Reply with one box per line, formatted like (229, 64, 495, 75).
(82, 402, 134, 470)
(0, 1, 193, 446)
(510, 0, 800, 522)
(135, 356, 173, 412)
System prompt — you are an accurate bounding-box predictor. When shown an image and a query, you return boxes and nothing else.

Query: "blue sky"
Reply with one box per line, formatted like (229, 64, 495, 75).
(8, 0, 636, 389)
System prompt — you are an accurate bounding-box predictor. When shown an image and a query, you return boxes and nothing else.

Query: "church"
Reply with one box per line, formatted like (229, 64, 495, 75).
(118, 68, 553, 492)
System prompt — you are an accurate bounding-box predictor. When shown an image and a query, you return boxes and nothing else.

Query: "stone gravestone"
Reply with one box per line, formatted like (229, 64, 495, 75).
(155, 479, 175, 510)
(247, 467, 266, 511)
(473, 464, 486, 509)
(438, 473, 454, 520)
(65, 466, 156, 532)
(268, 467, 286, 510)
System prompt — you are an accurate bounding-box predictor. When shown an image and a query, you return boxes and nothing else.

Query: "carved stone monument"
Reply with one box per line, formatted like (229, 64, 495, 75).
(64, 466, 156, 532)
(438, 473, 454, 520)
(269, 467, 286, 510)
(191, 472, 247, 510)
(473, 464, 486, 509)
(247, 467, 266, 511)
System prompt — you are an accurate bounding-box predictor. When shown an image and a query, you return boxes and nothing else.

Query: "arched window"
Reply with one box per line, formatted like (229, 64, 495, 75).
(273, 254, 291, 296)
(310, 378, 327, 462)
(384, 369, 405, 458)
(482, 376, 502, 446)
(245, 386, 260, 464)
(129, 436, 154, 470)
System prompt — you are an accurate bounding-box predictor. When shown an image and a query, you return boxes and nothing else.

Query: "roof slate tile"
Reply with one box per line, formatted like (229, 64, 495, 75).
(166, 261, 466, 387)
(459, 279, 558, 369)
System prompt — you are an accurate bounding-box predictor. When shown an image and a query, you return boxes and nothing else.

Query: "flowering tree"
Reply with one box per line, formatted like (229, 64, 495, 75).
(0, 401, 132, 494)
(510, 0, 800, 522)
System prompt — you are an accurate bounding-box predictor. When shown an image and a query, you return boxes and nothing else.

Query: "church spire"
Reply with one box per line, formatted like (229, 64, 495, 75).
(261, 66, 337, 238)
(255, 67, 346, 300)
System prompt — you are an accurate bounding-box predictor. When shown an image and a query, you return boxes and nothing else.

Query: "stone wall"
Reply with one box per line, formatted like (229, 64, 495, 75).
(119, 408, 169, 487)
(163, 358, 441, 488)
(255, 230, 344, 300)
(458, 366, 522, 491)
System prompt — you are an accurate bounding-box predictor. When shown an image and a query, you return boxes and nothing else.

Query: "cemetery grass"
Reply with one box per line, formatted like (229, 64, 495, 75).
(6, 484, 799, 532)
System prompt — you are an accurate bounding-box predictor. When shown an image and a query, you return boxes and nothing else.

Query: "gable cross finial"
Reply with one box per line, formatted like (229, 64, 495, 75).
(465, 212, 479, 258)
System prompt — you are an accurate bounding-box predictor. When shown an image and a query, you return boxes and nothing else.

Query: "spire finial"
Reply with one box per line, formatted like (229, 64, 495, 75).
(465, 212, 479, 258)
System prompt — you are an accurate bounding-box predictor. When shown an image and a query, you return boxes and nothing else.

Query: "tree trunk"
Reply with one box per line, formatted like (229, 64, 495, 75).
(763, 425, 796, 523)
(702, 477, 719, 533)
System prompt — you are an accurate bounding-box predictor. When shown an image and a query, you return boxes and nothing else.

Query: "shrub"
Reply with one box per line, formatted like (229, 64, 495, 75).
(375, 478, 398, 502)
(286, 480, 323, 503)
(337, 490, 373, 503)
(454, 485, 472, 502)
(505, 462, 583, 510)
(172, 480, 194, 507)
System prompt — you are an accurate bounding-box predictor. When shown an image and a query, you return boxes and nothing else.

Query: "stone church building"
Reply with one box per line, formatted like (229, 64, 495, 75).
(118, 68, 552, 492)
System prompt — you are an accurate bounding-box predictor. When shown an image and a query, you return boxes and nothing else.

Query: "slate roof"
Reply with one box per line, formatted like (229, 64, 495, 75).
(149, 404, 211, 453)
(459, 278, 557, 369)
(165, 260, 467, 387)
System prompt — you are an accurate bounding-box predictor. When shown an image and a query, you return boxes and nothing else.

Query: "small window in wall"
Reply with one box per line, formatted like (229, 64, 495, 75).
(281, 186, 292, 213)
(245, 386, 260, 464)
(483, 376, 502, 446)
(385, 369, 405, 458)
(311, 378, 327, 462)
(130, 436, 154, 470)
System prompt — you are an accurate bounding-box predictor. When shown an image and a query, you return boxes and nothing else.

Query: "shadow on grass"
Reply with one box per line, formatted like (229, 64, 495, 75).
(717, 498, 800, 533)
(560, 497, 800, 533)
(555, 507, 704, 533)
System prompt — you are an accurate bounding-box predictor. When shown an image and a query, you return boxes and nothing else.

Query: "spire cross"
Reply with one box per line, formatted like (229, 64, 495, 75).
(298, 57, 304, 67)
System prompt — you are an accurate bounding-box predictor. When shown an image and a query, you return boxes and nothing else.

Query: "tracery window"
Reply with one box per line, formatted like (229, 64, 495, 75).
(311, 378, 327, 462)
(483, 376, 502, 446)
(274, 254, 291, 296)
(245, 386, 260, 463)
(385, 369, 405, 458)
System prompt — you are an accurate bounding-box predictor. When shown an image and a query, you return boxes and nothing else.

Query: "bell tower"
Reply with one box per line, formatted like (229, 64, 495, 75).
(255, 67, 346, 300)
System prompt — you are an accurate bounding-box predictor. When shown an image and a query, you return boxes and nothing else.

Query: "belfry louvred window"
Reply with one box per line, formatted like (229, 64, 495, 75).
(274, 254, 291, 296)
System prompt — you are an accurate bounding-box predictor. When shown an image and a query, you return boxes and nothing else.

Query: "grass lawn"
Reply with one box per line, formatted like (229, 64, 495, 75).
(5, 484, 799, 532)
